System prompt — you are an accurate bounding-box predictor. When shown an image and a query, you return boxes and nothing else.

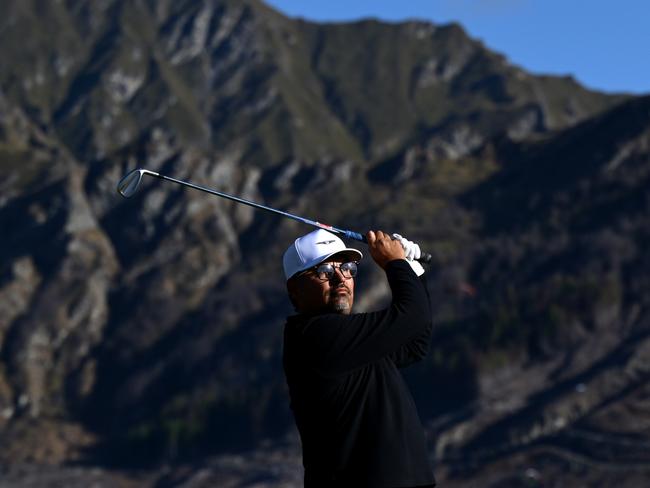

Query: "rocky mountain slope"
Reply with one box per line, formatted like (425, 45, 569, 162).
(1, 0, 648, 486)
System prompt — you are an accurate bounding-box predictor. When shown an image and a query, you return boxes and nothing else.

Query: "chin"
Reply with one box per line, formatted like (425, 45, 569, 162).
(332, 298, 352, 314)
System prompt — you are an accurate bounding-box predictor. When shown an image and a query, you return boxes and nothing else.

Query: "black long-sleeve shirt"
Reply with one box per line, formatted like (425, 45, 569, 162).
(283, 259, 436, 488)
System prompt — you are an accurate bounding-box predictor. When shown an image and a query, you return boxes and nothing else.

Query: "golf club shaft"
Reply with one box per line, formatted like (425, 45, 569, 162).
(144, 170, 432, 264)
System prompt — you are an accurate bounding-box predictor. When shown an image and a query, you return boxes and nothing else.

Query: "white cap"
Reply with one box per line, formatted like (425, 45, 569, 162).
(283, 229, 363, 281)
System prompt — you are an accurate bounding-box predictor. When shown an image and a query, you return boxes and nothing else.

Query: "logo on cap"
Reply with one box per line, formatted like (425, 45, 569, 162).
(282, 229, 364, 281)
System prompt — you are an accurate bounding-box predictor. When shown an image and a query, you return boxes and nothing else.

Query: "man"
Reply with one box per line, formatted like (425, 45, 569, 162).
(282, 228, 435, 487)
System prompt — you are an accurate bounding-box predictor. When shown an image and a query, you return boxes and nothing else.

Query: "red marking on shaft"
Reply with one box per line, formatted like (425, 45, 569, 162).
(317, 222, 334, 230)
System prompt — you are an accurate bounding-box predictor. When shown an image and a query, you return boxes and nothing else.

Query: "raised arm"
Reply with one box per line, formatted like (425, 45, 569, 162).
(300, 231, 432, 376)
(387, 274, 433, 368)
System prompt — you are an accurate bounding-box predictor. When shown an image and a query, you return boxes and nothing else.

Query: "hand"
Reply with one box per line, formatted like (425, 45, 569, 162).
(392, 234, 421, 261)
(366, 230, 405, 269)
(392, 233, 425, 276)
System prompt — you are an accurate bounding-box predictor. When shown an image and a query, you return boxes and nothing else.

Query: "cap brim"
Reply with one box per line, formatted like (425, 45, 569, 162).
(289, 247, 363, 280)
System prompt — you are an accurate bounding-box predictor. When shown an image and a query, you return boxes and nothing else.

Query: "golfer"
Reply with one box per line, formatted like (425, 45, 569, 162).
(283, 229, 435, 487)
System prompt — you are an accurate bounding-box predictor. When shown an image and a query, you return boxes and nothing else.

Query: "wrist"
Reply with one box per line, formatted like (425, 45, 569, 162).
(373, 254, 406, 269)
(381, 258, 406, 269)
(384, 258, 425, 277)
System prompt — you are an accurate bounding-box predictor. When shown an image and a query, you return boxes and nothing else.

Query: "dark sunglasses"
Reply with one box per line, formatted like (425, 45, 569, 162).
(304, 261, 358, 281)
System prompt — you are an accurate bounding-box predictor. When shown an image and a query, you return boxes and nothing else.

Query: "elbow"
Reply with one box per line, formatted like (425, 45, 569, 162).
(413, 342, 430, 361)
(417, 320, 434, 359)
(396, 301, 432, 329)
(407, 308, 433, 336)
(411, 331, 433, 361)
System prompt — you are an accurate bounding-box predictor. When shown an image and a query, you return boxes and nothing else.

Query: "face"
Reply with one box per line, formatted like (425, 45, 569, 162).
(287, 258, 356, 315)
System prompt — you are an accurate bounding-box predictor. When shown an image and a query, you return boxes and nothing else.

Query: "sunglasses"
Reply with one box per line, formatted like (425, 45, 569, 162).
(303, 261, 359, 281)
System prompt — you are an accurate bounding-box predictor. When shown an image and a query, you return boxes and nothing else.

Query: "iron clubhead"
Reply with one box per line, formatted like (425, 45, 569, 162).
(117, 169, 160, 198)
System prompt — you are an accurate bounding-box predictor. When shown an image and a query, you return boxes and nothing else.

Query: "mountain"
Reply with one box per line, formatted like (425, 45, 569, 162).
(1, 0, 648, 486)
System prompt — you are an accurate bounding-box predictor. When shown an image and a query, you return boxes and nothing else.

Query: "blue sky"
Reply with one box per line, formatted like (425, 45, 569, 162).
(265, 0, 649, 95)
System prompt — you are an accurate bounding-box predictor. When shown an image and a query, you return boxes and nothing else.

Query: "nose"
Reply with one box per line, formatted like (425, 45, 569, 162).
(330, 267, 346, 283)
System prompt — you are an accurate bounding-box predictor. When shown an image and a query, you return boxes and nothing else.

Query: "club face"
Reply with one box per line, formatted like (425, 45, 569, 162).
(117, 169, 144, 198)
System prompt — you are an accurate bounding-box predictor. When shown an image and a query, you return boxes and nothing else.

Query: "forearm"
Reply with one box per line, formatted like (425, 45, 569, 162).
(388, 269, 433, 367)
(384, 260, 431, 324)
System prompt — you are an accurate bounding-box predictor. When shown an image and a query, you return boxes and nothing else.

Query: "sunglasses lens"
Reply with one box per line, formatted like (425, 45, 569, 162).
(341, 262, 357, 277)
(315, 264, 335, 281)
(313, 262, 358, 281)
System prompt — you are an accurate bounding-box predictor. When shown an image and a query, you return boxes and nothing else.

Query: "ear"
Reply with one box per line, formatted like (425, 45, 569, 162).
(286, 278, 302, 311)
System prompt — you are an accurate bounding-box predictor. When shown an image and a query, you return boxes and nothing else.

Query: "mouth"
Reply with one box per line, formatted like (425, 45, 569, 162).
(331, 287, 349, 297)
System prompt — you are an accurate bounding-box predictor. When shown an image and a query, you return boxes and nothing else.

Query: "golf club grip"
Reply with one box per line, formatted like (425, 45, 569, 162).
(343, 231, 433, 264)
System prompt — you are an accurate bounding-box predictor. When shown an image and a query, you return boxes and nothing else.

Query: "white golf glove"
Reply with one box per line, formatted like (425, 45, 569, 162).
(392, 233, 425, 276)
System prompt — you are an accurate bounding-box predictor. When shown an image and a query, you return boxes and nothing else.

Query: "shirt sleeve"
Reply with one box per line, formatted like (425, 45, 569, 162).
(387, 274, 433, 368)
(300, 259, 433, 376)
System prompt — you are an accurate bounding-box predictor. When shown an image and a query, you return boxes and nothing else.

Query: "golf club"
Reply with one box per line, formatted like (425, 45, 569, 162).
(117, 168, 433, 264)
